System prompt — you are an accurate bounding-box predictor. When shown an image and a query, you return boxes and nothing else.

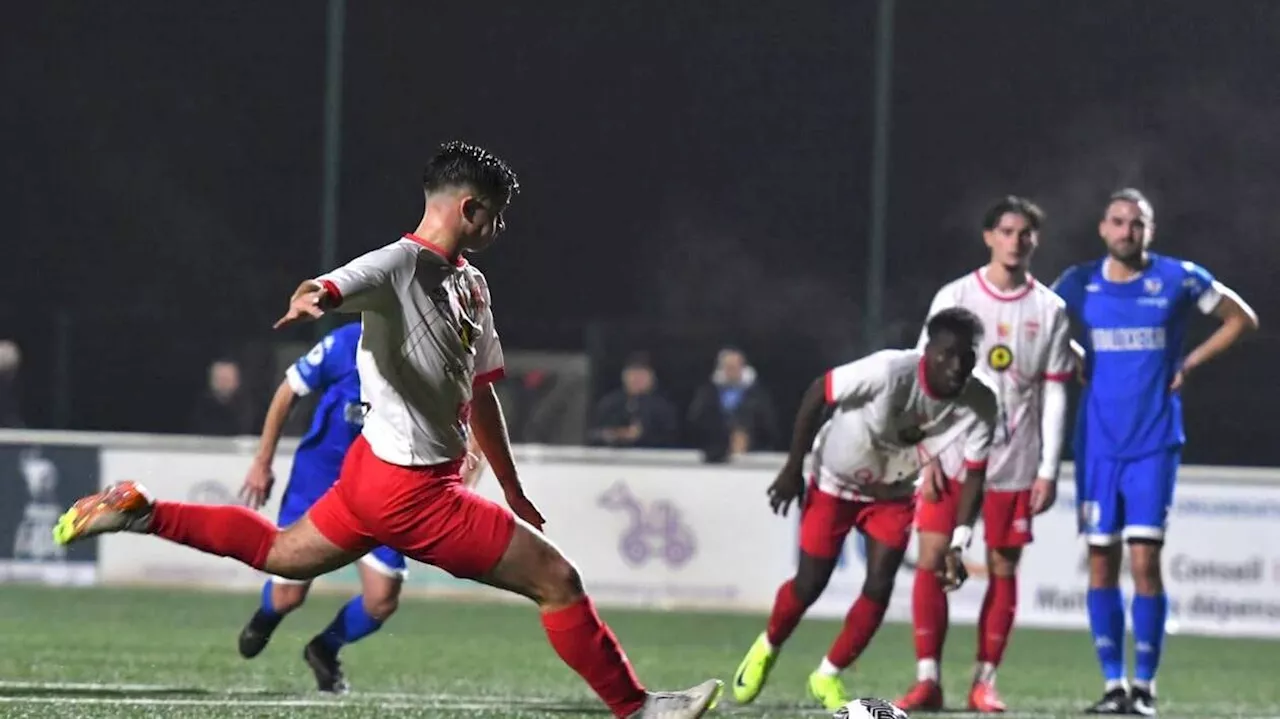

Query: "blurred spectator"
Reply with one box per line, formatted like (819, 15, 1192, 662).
(189, 358, 255, 436)
(587, 353, 679, 448)
(0, 340, 23, 428)
(687, 347, 779, 462)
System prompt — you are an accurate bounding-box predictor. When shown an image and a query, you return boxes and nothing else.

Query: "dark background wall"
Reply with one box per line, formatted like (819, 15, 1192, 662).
(2, 1, 1275, 463)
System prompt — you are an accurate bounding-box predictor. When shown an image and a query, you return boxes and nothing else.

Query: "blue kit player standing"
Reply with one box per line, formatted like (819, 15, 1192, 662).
(1051, 189, 1258, 716)
(236, 321, 404, 694)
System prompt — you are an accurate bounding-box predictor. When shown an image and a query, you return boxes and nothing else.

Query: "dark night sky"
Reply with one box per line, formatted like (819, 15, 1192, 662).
(2, 1, 1276, 461)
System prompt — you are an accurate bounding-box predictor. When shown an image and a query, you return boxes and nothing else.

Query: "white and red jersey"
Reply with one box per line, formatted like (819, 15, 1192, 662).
(917, 268, 1073, 490)
(812, 349, 998, 501)
(315, 234, 505, 466)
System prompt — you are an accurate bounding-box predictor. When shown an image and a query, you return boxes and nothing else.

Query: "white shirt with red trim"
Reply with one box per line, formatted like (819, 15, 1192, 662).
(917, 268, 1072, 490)
(314, 234, 505, 466)
(812, 349, 998, 501)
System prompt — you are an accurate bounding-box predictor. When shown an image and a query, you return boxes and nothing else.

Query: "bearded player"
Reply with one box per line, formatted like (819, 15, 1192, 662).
(732, 307, 998, 711)
(896, 197, 1073, 712)
(1053, 189, 1257, 716)
(53, 141, 721, 719)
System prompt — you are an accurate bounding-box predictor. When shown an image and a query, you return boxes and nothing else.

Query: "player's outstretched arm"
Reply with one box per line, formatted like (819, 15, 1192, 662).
(1176, 285, 1259, 389)
(275, 243, 415, 329)
(240, 379, 301, 509)
(274, 281, 331, 329)
(767, 376, 828, 516)
(470, 383, 544, 530)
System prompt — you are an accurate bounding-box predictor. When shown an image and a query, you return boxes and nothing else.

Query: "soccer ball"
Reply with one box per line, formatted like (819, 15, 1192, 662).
(833, 697, 910, 719)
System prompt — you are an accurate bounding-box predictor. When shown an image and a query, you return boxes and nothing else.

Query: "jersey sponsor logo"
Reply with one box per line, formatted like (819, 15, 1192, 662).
(1090, 327, 1166, 352)
(987, 344, 1014, 372)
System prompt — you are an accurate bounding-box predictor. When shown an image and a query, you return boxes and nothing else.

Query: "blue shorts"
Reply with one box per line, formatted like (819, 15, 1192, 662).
(1077, 449, 1180, 546)
(275, 467, 407, 583)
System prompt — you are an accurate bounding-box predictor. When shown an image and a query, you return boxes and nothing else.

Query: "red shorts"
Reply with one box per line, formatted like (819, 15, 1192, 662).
(799, 481, 916, 557)
(308, 435, 516, 579)
(915, 479, 1033, 549)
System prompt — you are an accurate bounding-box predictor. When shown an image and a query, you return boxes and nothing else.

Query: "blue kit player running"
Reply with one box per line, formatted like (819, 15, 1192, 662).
(1051, 189, 1258, 716)
(236, 321, 403, 694)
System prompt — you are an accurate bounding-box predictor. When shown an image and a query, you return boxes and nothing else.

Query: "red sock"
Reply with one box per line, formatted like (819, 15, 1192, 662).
(542, 596, 647, 718)
(765, 579, 807, 647)
(913, 567, 948, 664)
(977, 575, 1018, 667)
(148, 501, 276, 570)
(824, 594, 887, 669)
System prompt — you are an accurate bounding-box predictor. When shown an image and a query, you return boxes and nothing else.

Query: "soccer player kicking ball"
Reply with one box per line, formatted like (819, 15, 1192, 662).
(731, 307, 998, 712)
(53, 141, 721, 719)
(897, 197, 1073, 713)
(1052, 189, 1258, 716)
(234, 321, 406, 693)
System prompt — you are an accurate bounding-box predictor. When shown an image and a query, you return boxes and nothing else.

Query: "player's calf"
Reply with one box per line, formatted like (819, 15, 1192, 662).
(899, 529, 950, 711)
(734, 552, 839, 705)
(483, 522, 721, 718)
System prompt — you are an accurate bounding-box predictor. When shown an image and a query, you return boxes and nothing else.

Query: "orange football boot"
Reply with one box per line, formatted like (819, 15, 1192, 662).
(896, 679, 944, 712)
(53, 481, 155, 545)
(969, 680, 1008, 713)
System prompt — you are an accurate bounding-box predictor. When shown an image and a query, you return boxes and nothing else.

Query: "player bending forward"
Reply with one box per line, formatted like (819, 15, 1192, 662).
(52, 141, 721, 719)
(732, 308, 998, 711)
(897, 197, 1073, 712)
(1053, 189, 1258, 716)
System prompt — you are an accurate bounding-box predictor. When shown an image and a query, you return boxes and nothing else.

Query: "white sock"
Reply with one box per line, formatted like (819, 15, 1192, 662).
(817, 657, 842, 677)
(916, 658, 939, 682)
(1132, 679, 1155, 695)
(760, 633, 776, 652)
(974, 661, 997, 684)
(1104, 678, 1128, 693)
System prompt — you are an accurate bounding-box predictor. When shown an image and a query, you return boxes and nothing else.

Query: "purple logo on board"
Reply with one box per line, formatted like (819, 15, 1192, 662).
(597, 481, 696, 568)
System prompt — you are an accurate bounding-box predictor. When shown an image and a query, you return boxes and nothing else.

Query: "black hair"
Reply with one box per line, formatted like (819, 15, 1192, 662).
(926, 306, 985, 345)
(1107, 187, 1154, 221)
(981, 195, 1044, 231)
(422, 141, 520, 205)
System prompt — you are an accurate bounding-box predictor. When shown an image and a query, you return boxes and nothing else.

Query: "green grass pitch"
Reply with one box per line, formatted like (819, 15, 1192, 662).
(0, 585, 1275, 718)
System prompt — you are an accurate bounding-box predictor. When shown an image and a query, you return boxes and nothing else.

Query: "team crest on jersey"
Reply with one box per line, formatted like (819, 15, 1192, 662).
(988, 344, 1013, 372)
(1024, 320, 1040, 340)
(1144, 277, 1163, 295)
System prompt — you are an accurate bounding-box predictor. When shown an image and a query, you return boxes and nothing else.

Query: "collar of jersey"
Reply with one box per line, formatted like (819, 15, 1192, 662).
(404, 233, 467, 267)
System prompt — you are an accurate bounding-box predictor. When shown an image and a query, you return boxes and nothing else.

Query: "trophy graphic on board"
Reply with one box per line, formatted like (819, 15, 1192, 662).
(13, 449, 66, 562)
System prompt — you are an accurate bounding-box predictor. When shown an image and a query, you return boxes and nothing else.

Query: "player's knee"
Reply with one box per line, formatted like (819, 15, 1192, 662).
(363, 593, 399, 622)
(988, 547, 1021, 577)
(861, 574, 895, 605)
(1128, 541, 1163, 590)
(916, 532, 950, 571)
(536, 554, 585, 607)
(791, 572, 829, 606)
(1087, 544, 1122, 587)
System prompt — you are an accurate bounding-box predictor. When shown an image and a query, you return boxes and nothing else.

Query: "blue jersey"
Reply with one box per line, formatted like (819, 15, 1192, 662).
(1051, 253, 1218, 459)
(286, 322, 364, 484)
